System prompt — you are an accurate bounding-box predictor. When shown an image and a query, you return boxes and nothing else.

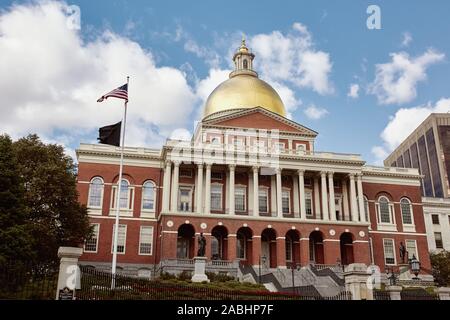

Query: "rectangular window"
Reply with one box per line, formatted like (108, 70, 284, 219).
(282, 190, 290, 214)
(383, 239, 396, 265)
(285, 239, 292, 262)
(211, 185, 223, 210)
(139, 226, 153, 255)
(259, 188, 268, 213)
(426, 128, 443, 197)
(179, 187, 192, 212)
(304, 178, 312, 186)
(418, 135, 434, 197)
(84, 224, 99, 253)
(211, 172, 223, 180)
(237, 237, 246, 259)
(432, 214, 440, 225)
(111, 224, 127, 254)
(235, 187, 246, 212)
(405, 240, 418, 260)
(296, 143, 307, 154)
(435, 232, 443, 249)
(305, 192, 313, 217)
(403, 149, 411, 168)
(179, 169, 192, 178)
(274, 142, 285, 152)
(111, 185, 134, 210)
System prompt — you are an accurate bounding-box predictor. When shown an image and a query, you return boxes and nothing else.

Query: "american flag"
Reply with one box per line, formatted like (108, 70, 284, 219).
(97, 83, 128, 102)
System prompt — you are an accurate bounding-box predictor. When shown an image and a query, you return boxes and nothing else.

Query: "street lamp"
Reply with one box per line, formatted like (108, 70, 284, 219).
(259, 255, 266, 284)
(290, 261, 301, 294)
(409, 254, 421, 280)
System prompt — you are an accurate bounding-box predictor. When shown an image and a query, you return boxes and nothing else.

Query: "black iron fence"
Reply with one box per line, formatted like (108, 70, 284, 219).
(76, 266, 352, 300)
(0, 261, 58, 300)
(400, 288, 439, 300)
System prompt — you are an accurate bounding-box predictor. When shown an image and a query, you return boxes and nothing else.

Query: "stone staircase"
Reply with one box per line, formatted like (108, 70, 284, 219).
(238, 263, 345, 297)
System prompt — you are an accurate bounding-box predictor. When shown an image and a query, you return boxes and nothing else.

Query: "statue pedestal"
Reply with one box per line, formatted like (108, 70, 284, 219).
(191, 257, 210, 283)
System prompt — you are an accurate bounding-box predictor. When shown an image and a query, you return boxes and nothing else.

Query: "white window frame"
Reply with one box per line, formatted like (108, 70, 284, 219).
(383, 238, 396, 265)
(87, 177, 104, 214)
(334, 194, 342, 220)
(210, 136, 221, 145)
(232, 137, 245, 149)
(110, 179, 134, 217)
(111, 224, 127, 255)
(84, 223, 100, 253)
(258, 187, 269, 213)
(376, 196, 396, 231)
(138, 226, 154, 255)
(274, 142, 285, 153)
(210, 183, 223, 211)
(305, 189, 313, 218)
(234, 185, 247, 212)
(178, 185, 193, 212)
(400, 198, 415, 232)
(295, 143, 307, 154)
(141, 180, 156, 217)
(405, 239, 418, 260)
(282, 188, 291, 214)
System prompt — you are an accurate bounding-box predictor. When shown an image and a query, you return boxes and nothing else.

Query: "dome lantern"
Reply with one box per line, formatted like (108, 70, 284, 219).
(230, 36, 257, 78)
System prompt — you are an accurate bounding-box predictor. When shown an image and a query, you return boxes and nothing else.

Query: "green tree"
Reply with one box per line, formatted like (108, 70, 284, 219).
(0, 135, 35, 264)
(12, 134, 91, 264)
(430, 250, 450, 286)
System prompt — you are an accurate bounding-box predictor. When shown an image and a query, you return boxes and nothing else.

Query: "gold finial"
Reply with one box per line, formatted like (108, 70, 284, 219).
(241, 34, 246, 46)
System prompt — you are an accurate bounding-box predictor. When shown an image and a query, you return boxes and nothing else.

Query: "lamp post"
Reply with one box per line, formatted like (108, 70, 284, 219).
(290, 261, 300, 294)
(409, 254, 421, 280)
(259, 255, 266, 284)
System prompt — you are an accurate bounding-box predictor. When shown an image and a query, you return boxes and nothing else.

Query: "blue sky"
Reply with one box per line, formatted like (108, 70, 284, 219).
(1, 0, 450, 164)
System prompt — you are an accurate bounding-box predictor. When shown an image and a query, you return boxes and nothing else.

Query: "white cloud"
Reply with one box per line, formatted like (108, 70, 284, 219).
(170, 128, 192, 141)
(0, 0, 198, 152)
(304, 105, 329, 120)
(368, 49, 445, 105)
(249, 22, 334, 95)
(372, 98, 450, 164)
(348, 83, 360, 98)
(401, 32, 412, 47)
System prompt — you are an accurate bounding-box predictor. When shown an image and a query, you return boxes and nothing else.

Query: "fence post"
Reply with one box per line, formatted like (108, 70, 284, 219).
(343, 263, 372, 300)
(386, 285, 402, 300)
(436, 287, 450, 300)
(55, 246, 83, 300)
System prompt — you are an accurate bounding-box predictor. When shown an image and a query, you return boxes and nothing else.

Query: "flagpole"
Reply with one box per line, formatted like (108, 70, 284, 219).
(111, 76, 129, 289)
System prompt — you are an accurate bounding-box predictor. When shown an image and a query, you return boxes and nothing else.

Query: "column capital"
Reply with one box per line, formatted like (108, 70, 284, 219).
(173, 161, 181, 167)
(297, 169, 305, 176)
(356, 173, 363, 179)
(205, 163, 213, 169)
(320, 171, 327, 177)
(275, 167, 282, 175)
(327, 171, 334, 177)
(164, 160, 172, 167)
(252, 166, 259, 173)
(197, 162, 204, 168)
(229, 164, 236, 171)
(348, 173, 356, 179)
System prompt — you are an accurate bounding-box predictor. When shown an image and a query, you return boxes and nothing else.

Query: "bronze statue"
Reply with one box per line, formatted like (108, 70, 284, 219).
(197, 233, 206, 257)
(399, 242, 407, 264)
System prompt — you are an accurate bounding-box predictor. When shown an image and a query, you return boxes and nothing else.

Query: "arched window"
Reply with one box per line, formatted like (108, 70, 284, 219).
(400, 198, 413, 225)
(377, 196, 393, 224)
(243, 59, 248, 69)
(111, 179, 133, 210)
(142, 181, 156, 211)
(88, 177, 104, 208)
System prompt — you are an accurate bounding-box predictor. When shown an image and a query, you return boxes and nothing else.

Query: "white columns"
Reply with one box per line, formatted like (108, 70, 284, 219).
(313, 176, 321, 219)
(204, 164, 212, 215)
(162, 161, 171, 212)
(320, 171, 329, 221)
(328, 172, 336, 221)
(298, 170, 306, 220)
(253, 166, 259, 216)
(349, 174, 358, 222)
(342, 180, 350, 221)
(229, 165, 235, 215)
(271, 175, 277, 215)
(171, 161, 180, 212)
(276, 168, 283, 217)
(196, 164, 203, 214)
(357, 173, 366, 222)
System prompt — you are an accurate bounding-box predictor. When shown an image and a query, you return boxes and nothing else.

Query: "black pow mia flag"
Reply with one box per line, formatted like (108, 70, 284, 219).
(98, 121, 121, 147)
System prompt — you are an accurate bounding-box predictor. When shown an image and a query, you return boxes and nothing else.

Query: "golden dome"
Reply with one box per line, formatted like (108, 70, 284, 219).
(203, 74, 286, 118)
(202, 39, 286, 119)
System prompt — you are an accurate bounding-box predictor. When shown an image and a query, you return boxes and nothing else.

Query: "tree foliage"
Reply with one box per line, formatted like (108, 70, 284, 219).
(0, 134, 91, 264)
(430, 250, 450, 286)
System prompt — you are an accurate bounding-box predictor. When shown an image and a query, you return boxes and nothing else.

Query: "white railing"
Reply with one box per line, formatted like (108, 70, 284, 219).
(363, 165, 420, 175)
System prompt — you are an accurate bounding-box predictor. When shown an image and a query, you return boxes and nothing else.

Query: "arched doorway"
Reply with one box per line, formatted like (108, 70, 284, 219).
(285, 229, 300, 267)
(211, 225, 228, 260)
(177, 224, 195, 259)
(309, 231, 324, 264)
(236, 227, 253, 265)
(261, 228, 277, 268)
(340, 232, 354, 265)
